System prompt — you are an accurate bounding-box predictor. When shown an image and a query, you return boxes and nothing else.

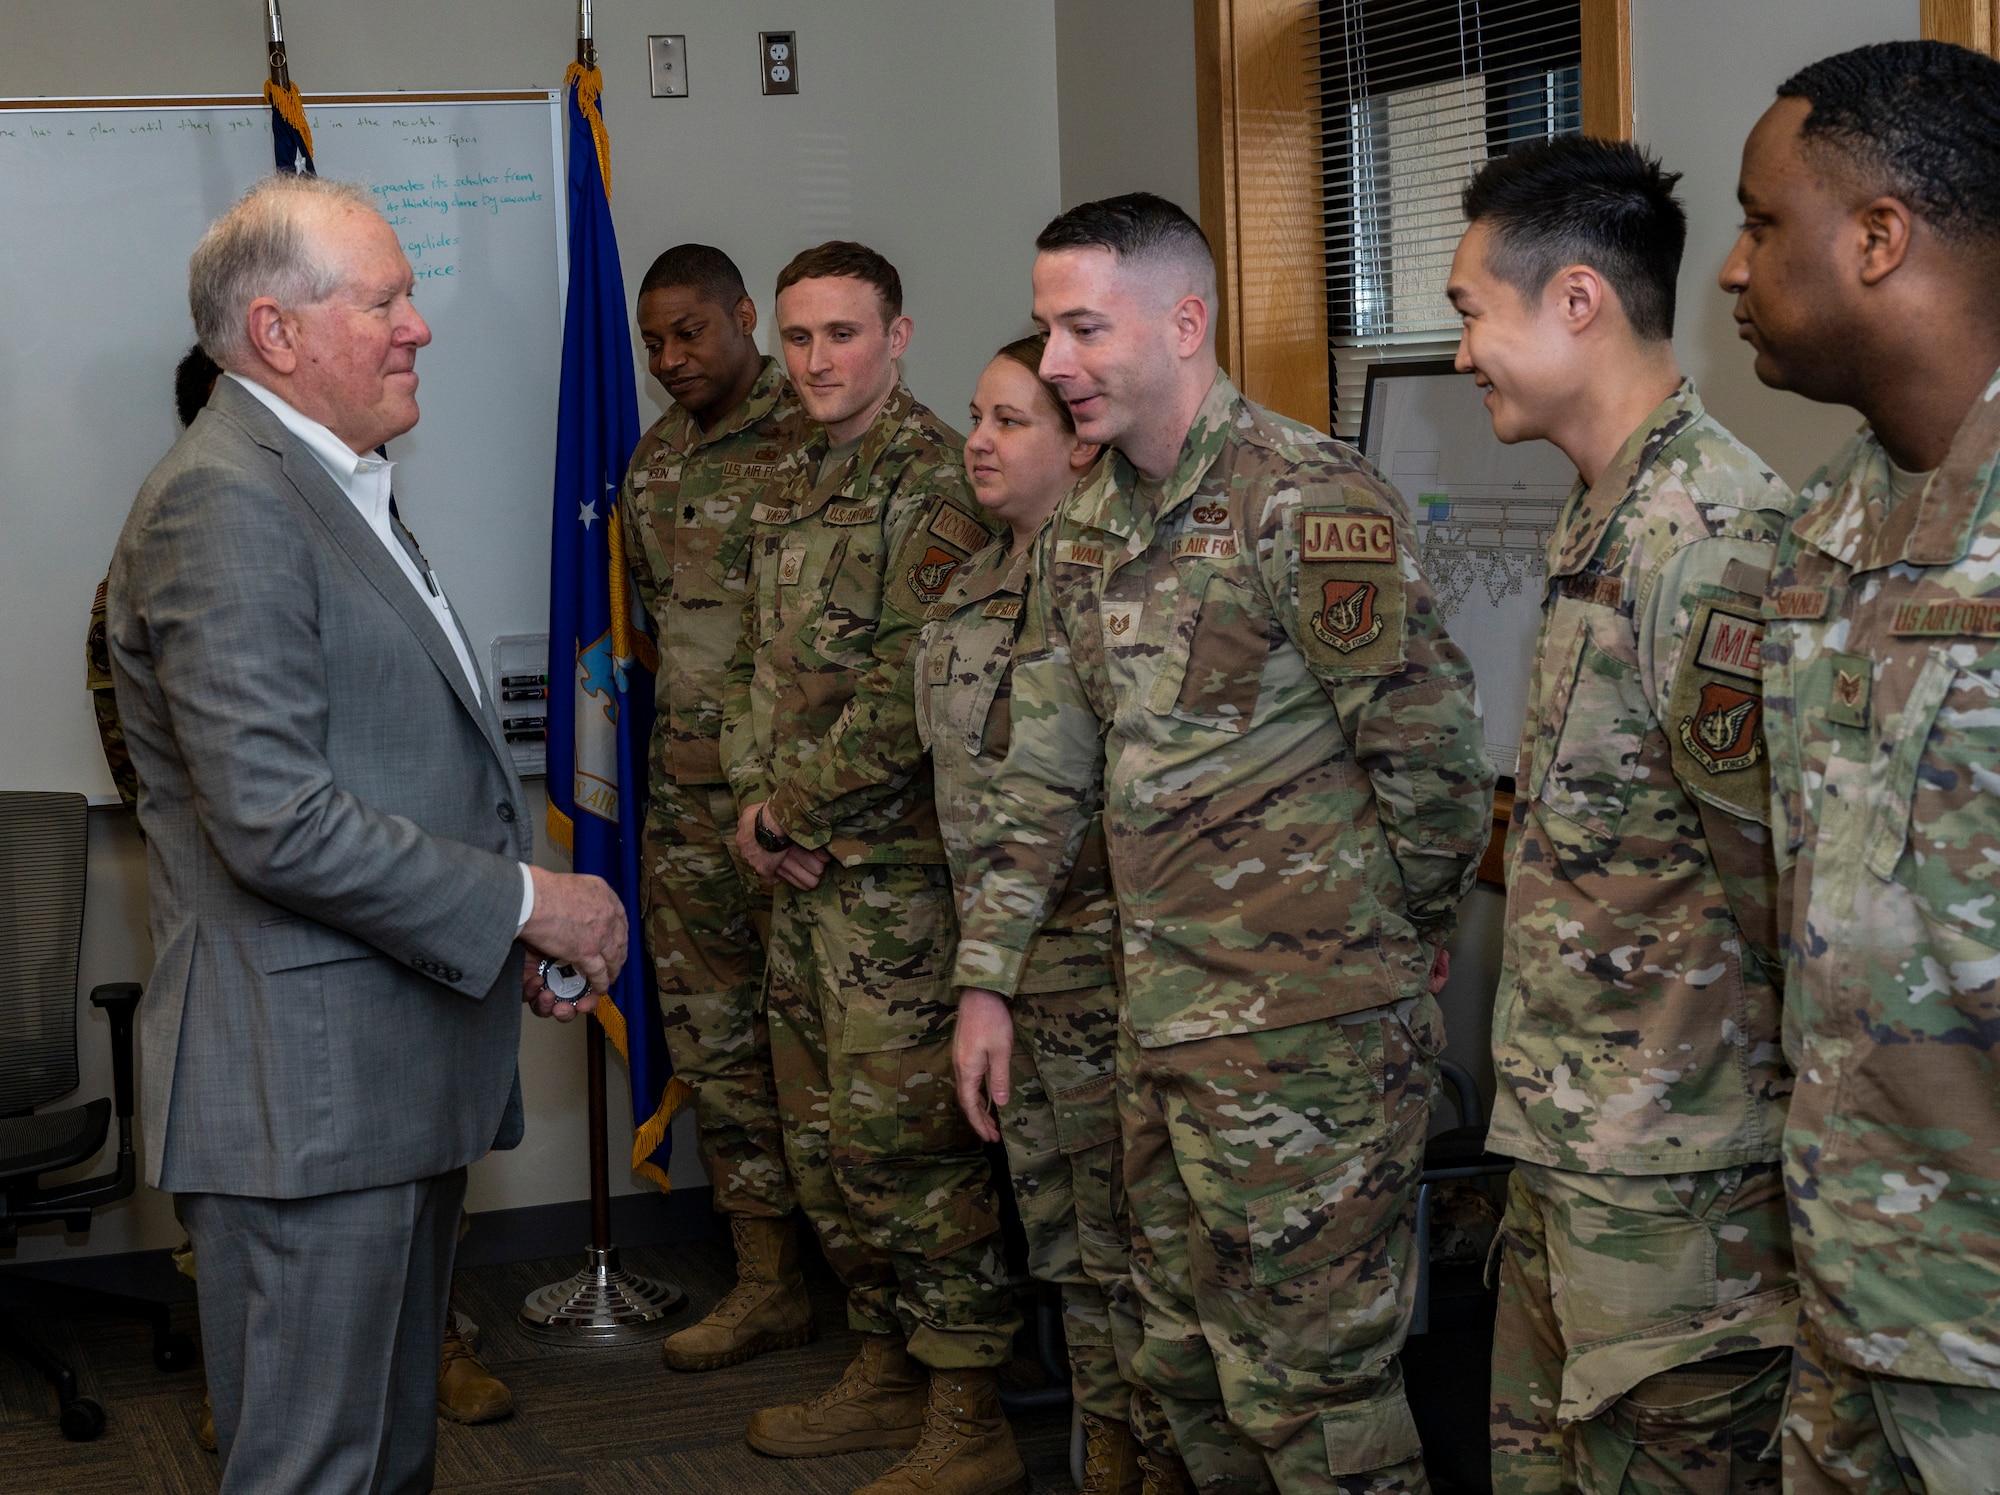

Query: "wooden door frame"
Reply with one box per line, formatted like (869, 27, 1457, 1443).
(1923, 0, 2000, 54)
(1195, 0, 1631, 432)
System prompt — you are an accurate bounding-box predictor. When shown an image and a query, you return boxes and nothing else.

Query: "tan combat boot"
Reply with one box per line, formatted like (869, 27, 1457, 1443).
(1079, 1410, 1144, 1495)
(1137, 1445, 1197, 1495)
(436, 1315, 514, 1423)
(850, 1368, 1027, 1495)
(664, 1213, 816, 1372)
(746, 1333, 928, 1456)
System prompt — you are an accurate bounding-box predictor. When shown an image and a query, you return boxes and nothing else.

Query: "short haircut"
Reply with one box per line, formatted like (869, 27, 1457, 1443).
(775, 241, 902, 322)
(1778, 40, 2000, 244)
(1035, 192, 1214, 292)
(992, 334, 1074, 433)
(188, 174, 377, 366)
(174, 343, 221, 429)
(1460, 138, 1686, 341)
(638, 243, 749, 310)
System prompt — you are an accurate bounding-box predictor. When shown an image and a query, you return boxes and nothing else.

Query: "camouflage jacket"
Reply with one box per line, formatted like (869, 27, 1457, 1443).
(87, 573, 140, 807)
(916, 535, 1118, 996)
(1761, 364, 2000, 1388)
(1488, 382, 1797, 1174)
(951, 372, 1493, 1047)
(719, 381, 999, 865)
(619, 357, 802, 788)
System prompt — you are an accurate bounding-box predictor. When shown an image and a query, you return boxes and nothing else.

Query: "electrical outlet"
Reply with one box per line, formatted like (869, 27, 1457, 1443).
(759, 32, 799, 95)
(648, 35, 689, 98)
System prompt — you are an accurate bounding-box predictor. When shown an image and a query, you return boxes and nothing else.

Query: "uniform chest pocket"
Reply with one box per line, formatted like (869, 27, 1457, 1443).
(1146, 567, 1271, 733)
(1533, 604, 1650, 846)
(1866, 649, 2000, 949)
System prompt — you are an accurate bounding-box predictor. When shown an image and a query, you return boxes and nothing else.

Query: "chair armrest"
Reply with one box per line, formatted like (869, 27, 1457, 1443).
(89, 984, 142, 1121)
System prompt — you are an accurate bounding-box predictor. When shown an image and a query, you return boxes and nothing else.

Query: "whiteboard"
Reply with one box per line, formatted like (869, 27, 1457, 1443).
(0, 94, 565, 801)
(1361, 362, 1578, 779)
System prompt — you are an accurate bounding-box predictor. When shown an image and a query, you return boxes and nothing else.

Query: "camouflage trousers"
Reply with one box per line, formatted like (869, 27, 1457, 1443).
(1782, 1315, 2000, 1494)
(998, 983, 1147, 1423)
(641, 778, 789, 1218)
(766, 861, 1019, 1368)
(1120, 998, 1440, 1495)
(1490, 1161, 1796, 1495)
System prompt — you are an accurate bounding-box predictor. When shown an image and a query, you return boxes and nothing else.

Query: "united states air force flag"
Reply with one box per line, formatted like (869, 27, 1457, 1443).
(264, 78, 316, 175)
(545, 62, 685, 1189)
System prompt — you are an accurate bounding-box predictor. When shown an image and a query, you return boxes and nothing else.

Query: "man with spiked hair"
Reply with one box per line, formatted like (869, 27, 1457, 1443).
(1724, 39, 2000, 1489)
(616, 243, 814, 1374)
(1450, 139, 1799, 1491)
(952, 191, 1494, 1495)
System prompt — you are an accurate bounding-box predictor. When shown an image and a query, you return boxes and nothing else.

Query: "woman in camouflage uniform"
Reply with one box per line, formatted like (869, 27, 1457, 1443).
(917, 339, 1178, 1495)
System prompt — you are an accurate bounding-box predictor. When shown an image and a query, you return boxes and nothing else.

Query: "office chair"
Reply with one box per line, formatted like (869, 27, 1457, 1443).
(0, 790, 190, 1442)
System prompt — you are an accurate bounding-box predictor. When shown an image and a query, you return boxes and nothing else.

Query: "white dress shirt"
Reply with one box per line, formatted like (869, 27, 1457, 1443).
(229, 373, 536, 934)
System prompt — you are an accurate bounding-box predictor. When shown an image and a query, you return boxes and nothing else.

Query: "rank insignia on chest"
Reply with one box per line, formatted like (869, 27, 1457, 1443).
(1103, 602, 1139, 638)
(1678, 682, 1763, 774)
(1827, 651, 1872, 729)
(1190, 502, 1230, 527)
(778, 547, 807, 586)
(1301, 512, 1395, 563)
(1313, 578, 1383, 653)
(1771, 586, 1829, 620)
(908, 547, 963, 603)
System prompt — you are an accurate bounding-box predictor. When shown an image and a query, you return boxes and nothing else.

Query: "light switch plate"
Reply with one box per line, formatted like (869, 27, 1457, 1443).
(648, 35, 689, 98)
(759, 31, 799, 95)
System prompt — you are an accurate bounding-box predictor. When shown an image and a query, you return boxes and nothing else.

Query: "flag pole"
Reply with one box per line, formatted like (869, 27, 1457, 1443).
(519, 0, 684, 1344)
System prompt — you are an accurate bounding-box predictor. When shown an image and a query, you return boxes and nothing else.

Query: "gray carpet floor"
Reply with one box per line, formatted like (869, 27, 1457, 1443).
(0, 1239, 1081, 1495)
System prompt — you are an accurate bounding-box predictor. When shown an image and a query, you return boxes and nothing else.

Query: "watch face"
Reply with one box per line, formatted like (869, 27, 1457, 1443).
(538, 958, 589, 1002)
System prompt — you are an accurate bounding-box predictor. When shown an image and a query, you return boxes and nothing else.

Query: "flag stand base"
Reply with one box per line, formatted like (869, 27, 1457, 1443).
(518, 1244, 686, 1344)
(518, 1015, 687, 1345)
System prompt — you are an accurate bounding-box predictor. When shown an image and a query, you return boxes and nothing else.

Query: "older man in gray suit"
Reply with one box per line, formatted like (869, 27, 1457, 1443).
(107, 174, 625, 1494)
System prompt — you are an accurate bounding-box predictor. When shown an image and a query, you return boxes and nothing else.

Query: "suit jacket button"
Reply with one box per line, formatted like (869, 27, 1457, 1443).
(447, 968, 463, 982)
(497, 802, 516, 823)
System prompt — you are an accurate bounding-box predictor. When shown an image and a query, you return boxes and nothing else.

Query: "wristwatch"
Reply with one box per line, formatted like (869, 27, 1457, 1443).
(753, 806, 792, 855)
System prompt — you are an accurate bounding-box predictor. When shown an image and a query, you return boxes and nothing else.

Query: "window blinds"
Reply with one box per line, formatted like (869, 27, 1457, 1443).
(1318, 0, 1582, 435)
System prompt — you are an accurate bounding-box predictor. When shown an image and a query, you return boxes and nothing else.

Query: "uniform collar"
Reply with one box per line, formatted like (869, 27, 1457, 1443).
(935, 537, 1024, 612)
(1548, 379, 1702, 579)
(788, 380, 918, 521)
(660, 356, 789, 456)
(1789, 363, 2000, 574)
(1078, 369, 1240, 556)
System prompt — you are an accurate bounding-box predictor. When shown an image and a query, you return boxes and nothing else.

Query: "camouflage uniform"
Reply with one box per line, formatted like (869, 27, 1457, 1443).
(719, 382, 1018, 1368)
(954, 373, 1494, 1494)
(914, 534, 1146, 1427)
(620, 356, 800, 1217)
(1760, 365, 2000, 1492)
(1485, 383, 1800, 1493)
(88, 575, 140, 807)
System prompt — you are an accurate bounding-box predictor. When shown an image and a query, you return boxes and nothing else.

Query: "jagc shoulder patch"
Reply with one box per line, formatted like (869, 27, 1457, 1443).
(1666, 598, 1770, 822)
(1300, 510, 1395, 564)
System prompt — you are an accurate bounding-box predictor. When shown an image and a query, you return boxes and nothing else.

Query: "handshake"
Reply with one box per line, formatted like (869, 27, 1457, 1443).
(517, 864, 629, 1023)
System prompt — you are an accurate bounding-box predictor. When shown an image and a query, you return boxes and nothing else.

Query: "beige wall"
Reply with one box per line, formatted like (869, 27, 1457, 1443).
(4, 0, 1063, 1262)
(1054, 0, 1201, 213)
(1633, 0, 1922, 489)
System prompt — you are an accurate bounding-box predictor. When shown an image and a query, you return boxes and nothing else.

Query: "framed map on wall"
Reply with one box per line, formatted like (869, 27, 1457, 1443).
(1360, 360, 1578, 777)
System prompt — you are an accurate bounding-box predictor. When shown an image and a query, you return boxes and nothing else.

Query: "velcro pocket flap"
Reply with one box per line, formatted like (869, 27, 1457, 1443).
(257, 917, 378, 973)
(1864, 649, 1955, 882)
(839, 973, 950, 1054)
(1245, 1111, 1422, 1286)
(1319, 1388, 1423, 1477)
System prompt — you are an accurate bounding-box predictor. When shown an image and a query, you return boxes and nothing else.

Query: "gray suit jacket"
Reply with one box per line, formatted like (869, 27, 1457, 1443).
(108, 377, 531, 1197)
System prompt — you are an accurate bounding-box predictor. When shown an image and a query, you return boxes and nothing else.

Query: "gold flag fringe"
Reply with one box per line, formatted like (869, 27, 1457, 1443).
(563, 62, 613, 200)
(262, 79, 315, 163)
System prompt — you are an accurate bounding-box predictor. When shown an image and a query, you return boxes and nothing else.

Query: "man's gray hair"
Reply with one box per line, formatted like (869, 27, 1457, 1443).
(188, 174, 379, 366)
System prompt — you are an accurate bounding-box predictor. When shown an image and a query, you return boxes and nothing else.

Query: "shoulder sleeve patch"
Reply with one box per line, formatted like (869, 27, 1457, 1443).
(1300, 511, 1396, 564)
(930, 504, 992, 554)
(1667, 597, 1771, 822)
(1299, 564, 1406, 674)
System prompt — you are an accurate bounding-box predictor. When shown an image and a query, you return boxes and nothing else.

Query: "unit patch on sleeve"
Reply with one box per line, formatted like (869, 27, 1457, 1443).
(906, 547, 965, 604)
(1300, 511, 1396, 564)
(1666, 598, 1771, 820)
